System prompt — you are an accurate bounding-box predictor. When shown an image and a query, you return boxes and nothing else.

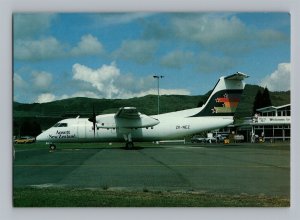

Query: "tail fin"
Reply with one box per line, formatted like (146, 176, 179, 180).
(191, 72, 248, 117)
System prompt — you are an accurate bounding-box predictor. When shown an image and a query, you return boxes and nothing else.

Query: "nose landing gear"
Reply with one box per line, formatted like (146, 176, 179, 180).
(49, 144, 56, 151)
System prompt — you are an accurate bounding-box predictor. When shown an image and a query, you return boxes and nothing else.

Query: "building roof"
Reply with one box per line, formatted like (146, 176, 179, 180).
(256, 104, 290, 113)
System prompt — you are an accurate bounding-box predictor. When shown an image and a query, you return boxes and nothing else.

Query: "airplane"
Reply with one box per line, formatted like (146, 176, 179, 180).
(36, 72, 248, 150)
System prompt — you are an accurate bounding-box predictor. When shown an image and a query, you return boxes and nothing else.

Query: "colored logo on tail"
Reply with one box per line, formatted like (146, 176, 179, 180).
(211, 93, 240, 114)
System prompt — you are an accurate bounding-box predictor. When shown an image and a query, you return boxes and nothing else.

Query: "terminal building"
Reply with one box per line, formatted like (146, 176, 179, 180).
(237, 104, 291, 142)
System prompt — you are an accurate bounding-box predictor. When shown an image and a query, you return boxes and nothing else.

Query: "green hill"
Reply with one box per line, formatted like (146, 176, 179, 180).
(13, 95, 205, 118)
(13, 84, 290, 133)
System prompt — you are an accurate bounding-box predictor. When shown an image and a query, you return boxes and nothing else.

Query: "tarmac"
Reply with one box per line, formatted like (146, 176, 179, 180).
(13, 142, 290, 197)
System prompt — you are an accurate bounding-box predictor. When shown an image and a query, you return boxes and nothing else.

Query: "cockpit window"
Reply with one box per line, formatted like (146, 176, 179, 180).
(52, 123, 68, 127)
(53, 123, 60, 127)
(58, 123, 68, 127)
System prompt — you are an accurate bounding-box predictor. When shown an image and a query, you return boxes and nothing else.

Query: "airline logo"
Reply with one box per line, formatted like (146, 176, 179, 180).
(211, 93, 240, 114)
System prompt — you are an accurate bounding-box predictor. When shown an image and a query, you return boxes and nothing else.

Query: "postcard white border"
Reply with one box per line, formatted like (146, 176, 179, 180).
(1, 0, 299, 220)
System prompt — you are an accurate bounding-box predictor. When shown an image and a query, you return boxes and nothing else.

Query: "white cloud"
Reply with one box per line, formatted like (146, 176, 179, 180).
(91, 13, 155, 27)
(122, 88, 190, 99)
(35, 87, 190, 103)
(35, 93, 56, 103)
(14, 72, 54, 102)
(35, 91, 101, 103)
(113, 40, 158, 64)
(144, 13, 288, 55)
(260, 63, 290, 91)
(172, 15, 248, 45)
(196, 53, 235, 73)
(114, 75, 154, 94)
(70, 34, 104, 56)
(59, 91, 100, 100)
(103, 13, 154, 26)
(256, 29, 288, 47)
(31, 71, 53, 89)
(14, 73, 28, 89)
(144, 14, 249, 47)
(160, 50, 194, 69)
(72, 62, 191, 99)
(72, 62, 120, 98)
(70, 91, 100, 99)
(14, 34, 105, 61)
(13, 13, 56, 40)
(31, 62, 191, 103)
(159, 89, 190, 96)
(14, 37, 66, 61)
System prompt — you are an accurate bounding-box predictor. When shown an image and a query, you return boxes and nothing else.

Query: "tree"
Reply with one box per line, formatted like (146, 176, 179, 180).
(262, 87, 272, 107)
(252, 87, 272, 114)
(197, 101, 204, 107)
(13, 120, 20, 137)
(20, 121, 42, 137)
(252, 89, 263, 114)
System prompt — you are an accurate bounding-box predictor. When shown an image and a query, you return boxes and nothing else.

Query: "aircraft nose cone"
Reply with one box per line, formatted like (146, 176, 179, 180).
(36, 134, 42, 142)
(36, 133, 45, 142)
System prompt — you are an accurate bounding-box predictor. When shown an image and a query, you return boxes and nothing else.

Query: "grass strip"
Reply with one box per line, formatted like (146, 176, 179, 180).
(13, 187, 290, 207)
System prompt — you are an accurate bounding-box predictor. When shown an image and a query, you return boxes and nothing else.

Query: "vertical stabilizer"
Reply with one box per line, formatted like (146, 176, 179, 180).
(191, 72, 248, 117)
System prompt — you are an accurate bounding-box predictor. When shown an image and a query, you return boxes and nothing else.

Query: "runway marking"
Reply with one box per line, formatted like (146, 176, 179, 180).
(14, 164, 290, 169)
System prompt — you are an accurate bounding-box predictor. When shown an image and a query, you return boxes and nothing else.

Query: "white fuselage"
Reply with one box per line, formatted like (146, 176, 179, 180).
(36, 73, 248, 144)
(36, 107, 233, 143)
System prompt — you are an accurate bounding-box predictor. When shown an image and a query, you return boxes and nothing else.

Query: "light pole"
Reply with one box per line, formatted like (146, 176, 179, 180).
(153, 75, 164, 115)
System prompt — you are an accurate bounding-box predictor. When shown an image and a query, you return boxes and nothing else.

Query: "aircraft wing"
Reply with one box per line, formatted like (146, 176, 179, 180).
(115, 107, 160, 128)
(96, 107, 160, 129)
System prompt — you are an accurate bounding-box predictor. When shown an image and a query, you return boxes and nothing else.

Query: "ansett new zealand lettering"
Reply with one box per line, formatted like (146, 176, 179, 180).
(49, 130, 76, 139)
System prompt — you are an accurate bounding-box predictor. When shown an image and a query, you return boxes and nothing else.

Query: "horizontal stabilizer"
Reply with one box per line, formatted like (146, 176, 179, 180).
(225, 72, 249, 80)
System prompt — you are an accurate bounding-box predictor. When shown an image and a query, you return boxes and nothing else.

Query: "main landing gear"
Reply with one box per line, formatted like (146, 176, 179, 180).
(125, 141, 134, 149)
(123, 133, 135, 150)
(49, 144, 56, 150)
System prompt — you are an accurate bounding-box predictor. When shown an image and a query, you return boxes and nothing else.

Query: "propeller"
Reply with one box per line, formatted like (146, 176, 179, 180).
(88, 105, 96, 137)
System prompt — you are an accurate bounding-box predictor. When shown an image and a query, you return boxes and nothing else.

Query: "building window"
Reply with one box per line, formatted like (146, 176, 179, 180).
(278, 111, 282, 116)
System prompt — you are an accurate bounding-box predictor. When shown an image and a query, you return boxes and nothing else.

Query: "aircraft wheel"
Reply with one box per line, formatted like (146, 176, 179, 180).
(125, 142, 134, 149)
(127, 142, 134, 149)
(49, 144, 56, 151)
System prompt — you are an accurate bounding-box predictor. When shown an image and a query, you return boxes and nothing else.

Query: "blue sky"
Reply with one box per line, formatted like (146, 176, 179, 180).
(13, 12, 290, 103)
